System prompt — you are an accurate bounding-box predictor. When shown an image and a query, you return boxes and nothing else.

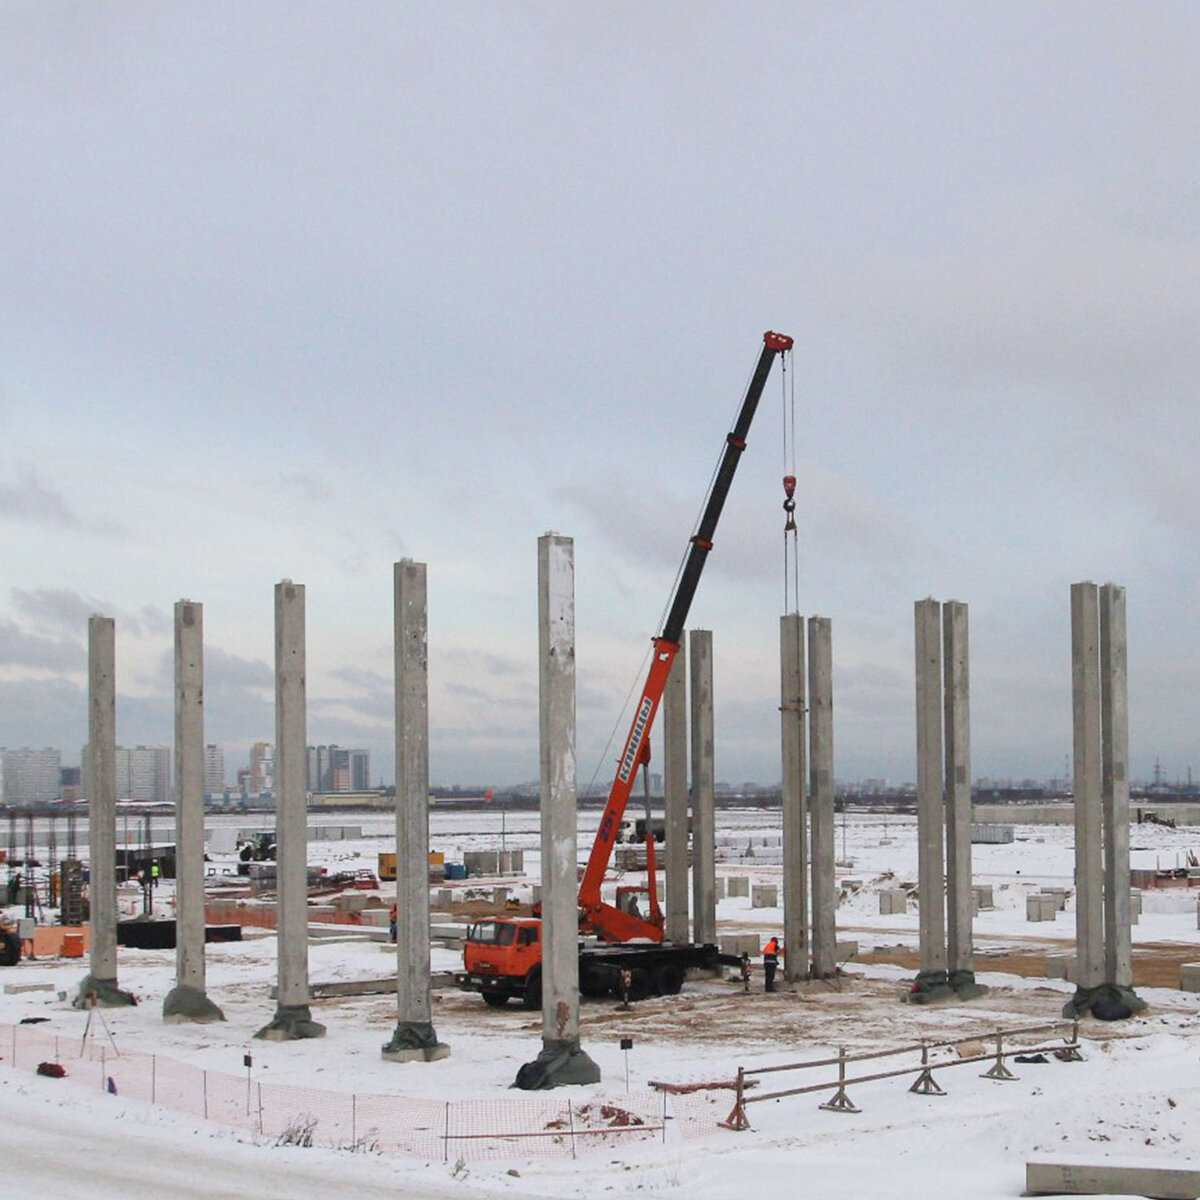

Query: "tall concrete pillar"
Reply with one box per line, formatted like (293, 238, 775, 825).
(807, 616, 837, 980)
(689, 629, 717, 948)
(515, 534, 598, 1088)
(257, 581, 324, 1041)
(943, 601, 982, 998)
(163, 601, 224, 1023)
(912, 599, 951, 1000)
(1064, 582, 1144, 1020)
(1071, 582, 1105, 992)
(780, 613, 808, 983)
(663, 640, 690, 944)
(76, 616, 135, 1008)
(1100, 584, 1132, 990)
(384, 561, 449, 1062)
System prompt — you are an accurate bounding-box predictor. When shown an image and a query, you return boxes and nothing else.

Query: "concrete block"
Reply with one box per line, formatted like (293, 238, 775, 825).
(1130, 889, 1142, 924)
(751, 884, 779, 909)
(1026, 1156, 1200, 1198)
(1042, 887, 1069, 911)
(463, 850, 499, 877)
(1045, 952, 1077, 982)
(1180, 963, 1200, 992)
(879, 888, 907, 916)
(727, 876, 750, 898)
(332, 893, 369, 912)
(492, 887, 509, 906)
(4, 981, 54, 995)
(719, 934, 762, 957)
(1027, 894, 1057, 922)
(835, 940, 859, 960)
(972, 884, 994, 910)
(713, 877, 727, 899)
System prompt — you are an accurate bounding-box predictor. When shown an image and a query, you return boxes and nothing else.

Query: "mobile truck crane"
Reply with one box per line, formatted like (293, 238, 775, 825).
(455, 331, 794, 1008)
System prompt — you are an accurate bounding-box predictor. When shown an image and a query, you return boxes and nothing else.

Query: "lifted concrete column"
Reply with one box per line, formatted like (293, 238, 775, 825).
(911, 599, 951, 1002)
(515, 534, 598, 1089)
(76, 615, 135, 1009)
(689, 629, 717, 949)
(944, 601, 983, 999)
(807, 617, 837, 980)
(780, 613, 808, 983)
(384, 560, 449, 1063)
(163, 601, 224, 1023)
(257, 582, 324, 1041)
(663, 639, 690, 944)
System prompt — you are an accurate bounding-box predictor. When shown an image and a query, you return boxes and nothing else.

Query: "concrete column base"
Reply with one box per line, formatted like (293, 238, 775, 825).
(904, 969, 954, 1005)
(255, 1003, 326, 1041)
(162, 984, 225, 1024)
(514, 1039, 601, 1090)
(948, 969, 988, 1000)
(1062, 982, 1146, 1022)
(73, 974, 137, 1009)
(381, 1020, 450, 1062)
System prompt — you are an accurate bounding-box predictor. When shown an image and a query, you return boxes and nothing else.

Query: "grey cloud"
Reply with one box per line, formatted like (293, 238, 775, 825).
(0, 469, 85, 530)
(0, 619, 85, 671)
(12, 588, 170, 640)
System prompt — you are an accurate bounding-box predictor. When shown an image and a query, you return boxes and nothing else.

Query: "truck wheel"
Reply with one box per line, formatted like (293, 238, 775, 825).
(0, 930, 19, 967)
(655, 963, 685, 996)
(521, 967, 542, 1010)
(482, 991, 509, 1008)
(627, 968, 651, 1001)
(580, 965, 612, 999)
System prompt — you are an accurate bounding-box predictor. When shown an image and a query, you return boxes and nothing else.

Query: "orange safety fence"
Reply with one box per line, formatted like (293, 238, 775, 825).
(0, 1020, 719, 1161)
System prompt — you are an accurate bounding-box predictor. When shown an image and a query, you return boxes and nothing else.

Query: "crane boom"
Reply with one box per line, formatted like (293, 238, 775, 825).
(579, 330, 794, 942)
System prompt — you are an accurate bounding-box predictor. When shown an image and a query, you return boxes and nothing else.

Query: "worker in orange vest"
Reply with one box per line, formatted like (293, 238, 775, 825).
(762, 936, 782, 993)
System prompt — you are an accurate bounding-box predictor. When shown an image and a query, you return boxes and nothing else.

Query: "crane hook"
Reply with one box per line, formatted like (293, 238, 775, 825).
(782, 475, 797, 533)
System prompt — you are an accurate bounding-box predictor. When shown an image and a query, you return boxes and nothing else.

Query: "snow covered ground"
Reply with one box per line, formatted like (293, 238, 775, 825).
(3, 810, 1200, 1198)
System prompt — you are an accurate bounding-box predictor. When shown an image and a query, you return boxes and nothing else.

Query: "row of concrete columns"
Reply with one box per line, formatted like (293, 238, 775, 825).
(910, 599, 983, 1003)
(1066, 581, 1144, 1020)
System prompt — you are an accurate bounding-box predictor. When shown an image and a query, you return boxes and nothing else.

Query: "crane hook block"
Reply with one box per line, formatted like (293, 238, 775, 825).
(783, 475, 797, 500)
(763, 331, 794, 352)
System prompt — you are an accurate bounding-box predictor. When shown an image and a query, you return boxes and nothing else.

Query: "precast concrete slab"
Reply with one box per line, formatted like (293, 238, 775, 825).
(1180, 963, 1200, 992)
(1027, 1155, 1200, 1198)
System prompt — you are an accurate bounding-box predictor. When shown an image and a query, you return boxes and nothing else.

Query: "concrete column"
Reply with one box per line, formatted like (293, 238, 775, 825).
(1071, 581, 1105, 992)
(515, 534, 598, 1088)
(384, 561, 449, 1062)
(1100, 584, 1140, 1009)
(257, 581, 324, 1040)
(663, 640, 690, 943)
(943, 600, 982, 999)
(807, 617, 837, 980)
(780, 613, 808, 983)
(76, 615, 135, 1008)
(689, 629, 717, 948)
(163, 601, 224, 1023)
(910, 599, 950, 1000)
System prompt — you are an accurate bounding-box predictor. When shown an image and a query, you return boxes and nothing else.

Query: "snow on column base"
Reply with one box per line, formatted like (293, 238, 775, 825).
(162, 983, 225, 1024)
(73, 974, 137, 1009)
(381, 1020, 450, 1062)
(1062, 982, 1146, 1022)
(948, 969, 988, 1000)
(514, 1039, 601, 1090)
(255, 1003, 326, 1041)
(904, 968, 955, 1005)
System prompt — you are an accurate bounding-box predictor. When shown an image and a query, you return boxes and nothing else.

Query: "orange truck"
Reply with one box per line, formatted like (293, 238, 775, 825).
(455, 332, 794, 1008)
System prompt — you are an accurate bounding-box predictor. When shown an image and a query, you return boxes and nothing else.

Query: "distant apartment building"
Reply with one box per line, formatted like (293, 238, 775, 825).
(80, 745, 172, 803)
(1, 747, 62, 805)
(249, 741, 275, 796)
(203, 744, 225, 800)
(307, 744, 370, 793)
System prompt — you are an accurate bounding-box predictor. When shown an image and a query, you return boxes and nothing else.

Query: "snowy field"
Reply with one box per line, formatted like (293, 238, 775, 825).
(3, 809, 1200, 1199)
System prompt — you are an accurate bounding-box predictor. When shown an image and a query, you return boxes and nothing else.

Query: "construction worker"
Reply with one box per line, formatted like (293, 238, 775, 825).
(389, 903, 398, 943)
(762, 935, 781, 993)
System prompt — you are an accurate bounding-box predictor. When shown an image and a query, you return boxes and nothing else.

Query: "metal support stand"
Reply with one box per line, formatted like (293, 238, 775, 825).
(819, 1048, 861, 1113)
(908, 1042, 946, 1096)
(719, 1067, 751, 1131)
(981, 1030, 1017, 1081)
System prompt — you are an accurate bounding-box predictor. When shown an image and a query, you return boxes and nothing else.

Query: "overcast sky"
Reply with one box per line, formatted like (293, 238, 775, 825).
(2, 3, 1197, 791)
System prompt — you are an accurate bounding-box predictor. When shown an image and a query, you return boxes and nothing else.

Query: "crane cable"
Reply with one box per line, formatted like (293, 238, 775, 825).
(781, 348, 800, 616)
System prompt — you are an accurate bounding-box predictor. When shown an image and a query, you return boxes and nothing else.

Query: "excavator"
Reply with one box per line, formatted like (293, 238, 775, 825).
(455, 331, 794, 1007)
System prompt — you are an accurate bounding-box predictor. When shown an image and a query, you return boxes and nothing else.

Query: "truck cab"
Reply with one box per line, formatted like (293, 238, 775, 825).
(457, 917, 542, 1008)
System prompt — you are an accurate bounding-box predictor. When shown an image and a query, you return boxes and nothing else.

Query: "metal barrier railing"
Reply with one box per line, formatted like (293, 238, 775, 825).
(720, 1020, 1082, 1130)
